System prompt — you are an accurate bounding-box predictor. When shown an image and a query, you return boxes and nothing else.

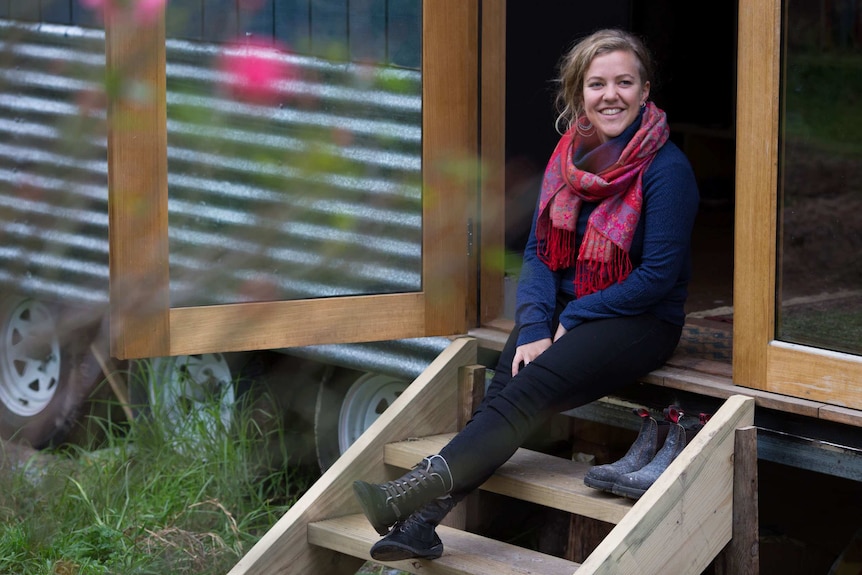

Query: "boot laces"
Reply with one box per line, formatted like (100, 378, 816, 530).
(382, 455, 453, 506)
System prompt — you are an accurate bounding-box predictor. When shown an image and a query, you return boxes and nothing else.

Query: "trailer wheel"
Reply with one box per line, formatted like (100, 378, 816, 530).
(314, 369, 409, 472)
(130, 353, 236, 450)
(0, 295, 101, 448)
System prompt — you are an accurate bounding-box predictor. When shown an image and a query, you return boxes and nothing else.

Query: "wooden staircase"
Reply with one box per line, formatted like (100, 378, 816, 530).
(227, 337, 756, 575)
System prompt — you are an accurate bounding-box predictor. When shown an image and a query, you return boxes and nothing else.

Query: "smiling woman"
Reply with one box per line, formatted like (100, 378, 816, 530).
(350, 28, 700, 562)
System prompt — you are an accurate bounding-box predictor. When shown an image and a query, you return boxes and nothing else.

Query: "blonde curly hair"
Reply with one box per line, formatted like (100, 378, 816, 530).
(554, 29, 654, 134)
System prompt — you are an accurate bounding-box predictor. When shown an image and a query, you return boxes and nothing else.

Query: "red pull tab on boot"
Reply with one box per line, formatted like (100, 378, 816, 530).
(663, 405, 683, 424)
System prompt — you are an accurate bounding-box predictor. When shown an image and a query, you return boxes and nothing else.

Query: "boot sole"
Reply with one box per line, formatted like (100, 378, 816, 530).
(353, 481, 395, 536)
(611, 483, 646, 500)
(371, 540, 443, 562)
(583, 474, 617, 492)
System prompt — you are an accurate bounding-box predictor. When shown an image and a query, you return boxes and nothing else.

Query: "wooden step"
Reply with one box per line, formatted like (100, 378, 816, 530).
(308, 513, 581, 575)
(383, 433, 633, 525)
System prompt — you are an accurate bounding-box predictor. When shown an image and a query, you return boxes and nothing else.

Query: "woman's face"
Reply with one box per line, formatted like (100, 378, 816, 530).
(582, 49, 650, 143)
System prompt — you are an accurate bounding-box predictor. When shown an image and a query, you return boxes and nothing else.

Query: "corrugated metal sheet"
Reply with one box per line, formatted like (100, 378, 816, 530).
(0, 19, 449, 379)
(0, 21, 109, 307)
(163, 36, 424, 306)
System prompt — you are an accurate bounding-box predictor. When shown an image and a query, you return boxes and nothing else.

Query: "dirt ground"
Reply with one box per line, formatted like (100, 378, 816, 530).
(1, 438, 45, 468)
(780, 141, 862, 298)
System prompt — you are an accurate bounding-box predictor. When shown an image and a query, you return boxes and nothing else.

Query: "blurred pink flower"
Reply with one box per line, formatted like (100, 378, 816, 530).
(80, 0, 165, 24)
(134, 0, 167, 24)
(218, 40, 295, 105)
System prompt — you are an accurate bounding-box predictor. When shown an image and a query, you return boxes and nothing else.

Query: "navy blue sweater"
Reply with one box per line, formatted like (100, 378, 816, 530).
(515, 135, 700, 347)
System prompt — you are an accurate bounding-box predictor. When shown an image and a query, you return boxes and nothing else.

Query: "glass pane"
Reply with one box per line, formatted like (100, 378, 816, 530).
(777, 0, 862, 354)
(164, 1, 422, 307)
(0, 18, 110, 312)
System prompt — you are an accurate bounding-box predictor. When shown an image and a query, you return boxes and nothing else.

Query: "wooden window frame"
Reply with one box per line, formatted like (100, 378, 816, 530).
(734, 0, 862, 412)
(106, 1, 479, 360)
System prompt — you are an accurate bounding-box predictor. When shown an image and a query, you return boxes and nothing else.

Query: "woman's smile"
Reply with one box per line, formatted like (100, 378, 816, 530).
(583, 50, 649, 143)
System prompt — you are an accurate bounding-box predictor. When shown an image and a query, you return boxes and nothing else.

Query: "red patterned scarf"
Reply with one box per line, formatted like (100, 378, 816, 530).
(535, 102, 669, 297)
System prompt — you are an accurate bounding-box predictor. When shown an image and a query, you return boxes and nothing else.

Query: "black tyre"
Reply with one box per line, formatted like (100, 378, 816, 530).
(0, 295, 102, 448)
(314, 368, 409, 472)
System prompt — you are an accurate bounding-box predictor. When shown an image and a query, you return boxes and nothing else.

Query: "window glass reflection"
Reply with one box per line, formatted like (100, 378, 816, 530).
(778, 0, 862, 354)
(164, 0, 422, 307)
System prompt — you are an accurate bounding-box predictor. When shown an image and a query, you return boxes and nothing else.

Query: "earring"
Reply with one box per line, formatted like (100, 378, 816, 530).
(640, 101, 647, 109)
(575, 115, 594, 137)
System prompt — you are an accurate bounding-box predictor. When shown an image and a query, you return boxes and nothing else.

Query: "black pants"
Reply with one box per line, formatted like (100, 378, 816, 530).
(439, 311, 682, 494)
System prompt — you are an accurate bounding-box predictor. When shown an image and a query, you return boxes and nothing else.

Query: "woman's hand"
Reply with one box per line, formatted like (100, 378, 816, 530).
(554, 323, 568, 342)
(512, 338, 552, 376)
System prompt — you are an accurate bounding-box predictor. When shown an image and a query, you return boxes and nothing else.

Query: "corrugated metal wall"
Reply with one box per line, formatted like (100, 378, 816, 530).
(0, 17, 423, 303)
(0, 4, 450, 378)
(0, 0, 421, 66)
(0, 20, 110, 306)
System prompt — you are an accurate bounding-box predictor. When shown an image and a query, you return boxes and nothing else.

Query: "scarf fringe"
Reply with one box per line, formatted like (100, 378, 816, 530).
(542, 225, 577, 269)
(575, 246, 633, 298)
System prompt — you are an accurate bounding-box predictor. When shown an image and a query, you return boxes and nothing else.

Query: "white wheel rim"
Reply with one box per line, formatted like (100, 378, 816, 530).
(338, 374, 408, 454)
(0, 298, 62, 417)
(149, 353, 235, 447)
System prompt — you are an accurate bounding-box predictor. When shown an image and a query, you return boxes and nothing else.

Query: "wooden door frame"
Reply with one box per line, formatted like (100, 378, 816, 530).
(734, 0, 862, 411)
(477, 1, 506, 326)
(105, 1, 479, 360)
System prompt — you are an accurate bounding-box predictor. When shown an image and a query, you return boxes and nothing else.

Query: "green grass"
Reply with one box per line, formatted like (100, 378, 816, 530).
(784, 52, 862, 154)
(779, 302, 862, 355)
(0, 366, 416, 575)
(0, 379, 314, 575)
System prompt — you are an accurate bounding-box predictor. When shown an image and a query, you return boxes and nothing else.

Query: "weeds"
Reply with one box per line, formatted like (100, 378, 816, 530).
(0, 374, 315, 575)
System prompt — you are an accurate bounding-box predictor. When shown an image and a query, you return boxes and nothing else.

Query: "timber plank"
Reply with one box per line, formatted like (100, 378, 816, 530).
(818, 404, 862, 428)
(649, 364, 824, 418)
(308, 514, 581, 575)
(226, 338, 477, 575)
(384, 434, 634, 525)
(666, 354, 733, 378)
(731, 426, 760, 575)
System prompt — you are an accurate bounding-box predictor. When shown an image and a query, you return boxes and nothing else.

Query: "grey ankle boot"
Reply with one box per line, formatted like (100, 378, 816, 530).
(611, 406, 687, 500)
(584, 408, 660, 493)
(353, 454, 454, 535)
(369, 494, 461, 561)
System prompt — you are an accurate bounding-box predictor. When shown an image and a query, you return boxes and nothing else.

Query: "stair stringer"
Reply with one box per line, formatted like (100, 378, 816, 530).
(226, 336, 479, 575)
(576, 394, 755, 575)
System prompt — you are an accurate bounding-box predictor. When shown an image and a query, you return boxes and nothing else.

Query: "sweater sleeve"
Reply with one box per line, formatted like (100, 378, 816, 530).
(557, 144, 700, 330)
(514, 194, 562, 346)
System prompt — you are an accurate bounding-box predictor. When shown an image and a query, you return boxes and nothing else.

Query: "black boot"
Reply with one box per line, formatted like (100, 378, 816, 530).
(353, 454, 454, 535)
(369, 494, 460, 561)
(611, 406, 687, 500)
(584, 408, 661, 493)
